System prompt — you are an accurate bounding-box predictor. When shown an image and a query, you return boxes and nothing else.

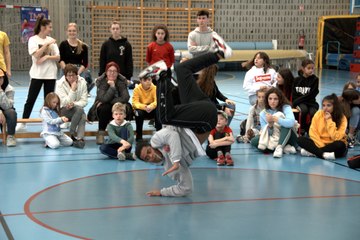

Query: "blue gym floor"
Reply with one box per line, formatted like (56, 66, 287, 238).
(0, 68, 360, 240)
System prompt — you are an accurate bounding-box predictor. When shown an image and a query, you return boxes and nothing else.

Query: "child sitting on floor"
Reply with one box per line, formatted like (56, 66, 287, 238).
(40, 92, 73, 149)
(206, 110, 235, 166)
(99, 102, 135, 161)
(237, 88, 266, 143)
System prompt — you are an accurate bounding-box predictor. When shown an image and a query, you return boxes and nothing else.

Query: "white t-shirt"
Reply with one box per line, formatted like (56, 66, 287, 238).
(28, 35, 59, 79)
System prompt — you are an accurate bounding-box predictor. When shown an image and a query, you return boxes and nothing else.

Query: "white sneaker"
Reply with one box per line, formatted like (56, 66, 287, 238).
(15, 123, 26, 132)
(138, 60, 167, 80)
(60, 122, 70, 129)
(300, 148, 315, 157)
(212, 33, 233, 59)
(283, 144, 297, 154)
(6, 135, 16, 147)
(323, 152, 335, 160)
(117, 151, 126, 161)
(273, 145, 283, 158)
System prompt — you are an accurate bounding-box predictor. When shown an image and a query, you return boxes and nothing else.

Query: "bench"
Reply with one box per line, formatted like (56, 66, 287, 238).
(171, 41, 309, 66)
(0, 118, 154, 145)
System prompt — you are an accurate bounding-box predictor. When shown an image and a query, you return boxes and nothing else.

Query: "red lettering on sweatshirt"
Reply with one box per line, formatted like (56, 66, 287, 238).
(254, 74, 271, 82)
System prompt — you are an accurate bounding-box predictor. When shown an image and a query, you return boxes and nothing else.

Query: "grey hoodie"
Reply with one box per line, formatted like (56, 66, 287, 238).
(150, 126, 204, 197)
(187, 27, 215, 57)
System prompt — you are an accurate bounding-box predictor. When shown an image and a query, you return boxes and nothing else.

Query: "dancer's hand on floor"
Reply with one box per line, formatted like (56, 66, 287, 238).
(146, 190, 161, 196)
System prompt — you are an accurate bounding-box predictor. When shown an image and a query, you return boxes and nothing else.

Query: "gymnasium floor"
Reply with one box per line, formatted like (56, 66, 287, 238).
(0, 68, 359, 240)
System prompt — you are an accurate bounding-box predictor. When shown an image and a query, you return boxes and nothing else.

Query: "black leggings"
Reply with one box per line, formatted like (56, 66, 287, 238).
(156, 52, 219, 133)
(22, 79, 56, 118)
(297, 136, 347, 159)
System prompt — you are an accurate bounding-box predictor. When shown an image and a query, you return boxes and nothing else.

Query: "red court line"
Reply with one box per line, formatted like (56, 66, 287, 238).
(9, 193, 360, 218)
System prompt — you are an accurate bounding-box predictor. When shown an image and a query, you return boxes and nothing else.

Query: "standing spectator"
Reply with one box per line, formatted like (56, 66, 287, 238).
(243, 52, 277, 105)
(132, 73, 160, 141)
(16, 16, 60, 131)
(59, 23, 94, 95)
(55, 64, 88, 148)
(0, 69, 17, 146)
(187, 10, 216, 57)
(146, 24, 174, 79)
(99, 21, 133, 80)
(292, 59, 319, 135)
(206, 111, 235, 166)
(0, 31, 11, 78)
(298, 94, 347, 160)
(88, 61, 131, 145)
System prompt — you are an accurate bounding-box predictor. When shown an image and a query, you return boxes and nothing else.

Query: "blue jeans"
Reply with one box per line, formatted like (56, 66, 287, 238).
(1, 108, 17, 135)
(349, 106, 360, 129)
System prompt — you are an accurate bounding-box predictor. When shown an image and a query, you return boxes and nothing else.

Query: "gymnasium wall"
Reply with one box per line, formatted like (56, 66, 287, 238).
(0, 0, 350, 71)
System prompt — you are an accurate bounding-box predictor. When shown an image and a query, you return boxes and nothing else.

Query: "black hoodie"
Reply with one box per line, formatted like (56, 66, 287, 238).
(99, 37, 133, 80)
(292, 71, 319, 108)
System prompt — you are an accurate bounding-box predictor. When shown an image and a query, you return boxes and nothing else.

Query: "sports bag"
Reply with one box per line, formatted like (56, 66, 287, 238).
(347, 154, 360, 169)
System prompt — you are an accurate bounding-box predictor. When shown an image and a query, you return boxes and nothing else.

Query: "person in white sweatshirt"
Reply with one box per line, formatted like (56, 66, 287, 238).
(55, 64, 88, 148)
(243, 52, 277, 105)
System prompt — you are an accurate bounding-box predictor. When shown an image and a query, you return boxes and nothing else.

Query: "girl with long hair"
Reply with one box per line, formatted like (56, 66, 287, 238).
(298, 94, 347, 160)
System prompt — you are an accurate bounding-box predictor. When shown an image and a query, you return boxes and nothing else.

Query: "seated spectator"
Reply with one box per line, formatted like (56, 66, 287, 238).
(339, 89, 360, 148)
(237, 88, 266, 143)
(40, 92, 73, 149)
(343, 81, 356, 92)
(243, 51, 277, 105)
(87, 61, 132, 145)
(251, 88, 298, 158)
(298, 94, 347, 160)
(197, 64, 236, 124)
(0, 69, 17, 146)
(132, 72, 161, 141)
(55, 64, 88, 148)
(292, 59, 319, 135)
(99, 103, 135, 160)
(206, 111, 235, 166)
(276, 67, 294, 102)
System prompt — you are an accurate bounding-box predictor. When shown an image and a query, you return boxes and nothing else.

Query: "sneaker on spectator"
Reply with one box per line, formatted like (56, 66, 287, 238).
(6, 135, 16, 147)
(225, 154, 234, 166)
(323, 152, 335, 160)
(283, 144, 297, 154)
(236, 135, 249, 143)
(300, 148, 315, 157)
(15, 123, 26, 132)
(273, 145, 283, 158)
(117, 151, 126, 161)
(60, 122, 70, 129)
(125, 152, 136, 161)
(216, 154, 226, 166)
(212, 33, 232, 59)
(73, 139, 85, 149)
(348, 137, 355, 148)
(96, 131, 105, 145)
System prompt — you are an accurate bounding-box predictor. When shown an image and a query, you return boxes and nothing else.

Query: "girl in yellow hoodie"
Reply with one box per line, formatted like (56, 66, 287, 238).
(297, 94, 347, 160)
